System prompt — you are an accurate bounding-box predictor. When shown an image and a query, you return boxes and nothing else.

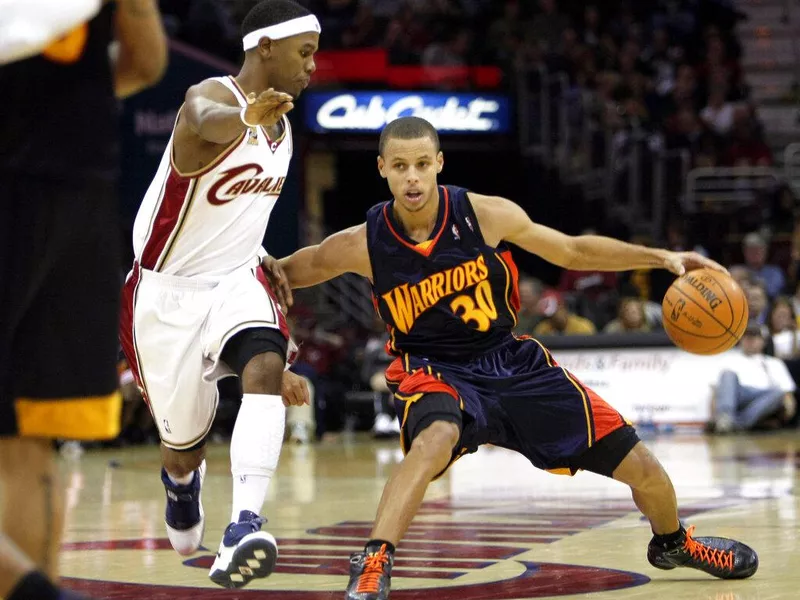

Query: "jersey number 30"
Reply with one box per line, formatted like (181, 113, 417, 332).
(450, 280, 498, 332)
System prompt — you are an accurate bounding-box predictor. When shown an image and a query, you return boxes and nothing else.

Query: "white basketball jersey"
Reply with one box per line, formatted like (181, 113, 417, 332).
(132, 76, 293, 277)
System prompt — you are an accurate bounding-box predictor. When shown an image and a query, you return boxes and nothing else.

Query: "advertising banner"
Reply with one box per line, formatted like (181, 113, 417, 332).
(549, 346, 736, 426)
(304, 91, 511, 134)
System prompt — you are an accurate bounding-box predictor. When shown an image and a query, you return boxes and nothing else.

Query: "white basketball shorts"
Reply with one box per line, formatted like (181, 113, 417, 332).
(120, 262, 291, 450)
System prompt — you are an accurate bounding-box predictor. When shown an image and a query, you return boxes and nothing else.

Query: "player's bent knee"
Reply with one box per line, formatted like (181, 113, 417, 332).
(573, 424, 641, 479)
(409, 421, 460, 463)
(221, 327, 288, 394)
(241, 351, 285, 395)
(161, 443, 205, 477)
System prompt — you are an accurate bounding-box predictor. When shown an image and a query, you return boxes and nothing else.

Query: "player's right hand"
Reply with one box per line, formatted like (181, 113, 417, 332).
(282, 371, 310, 407)
(243, 88, 294, 128)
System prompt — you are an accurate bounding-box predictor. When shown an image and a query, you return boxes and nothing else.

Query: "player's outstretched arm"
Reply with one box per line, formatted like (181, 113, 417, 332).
(183, 83, 294, 145)
(279, 224, 372, 289)
(469, 193, 727, 276)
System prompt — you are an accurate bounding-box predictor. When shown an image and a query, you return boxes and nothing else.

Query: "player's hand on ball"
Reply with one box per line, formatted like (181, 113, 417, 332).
(282, 371, 310, 407)
(261, 255, 293, 309)
(243, 88, 294, 127)
(664, 251, 729, 277)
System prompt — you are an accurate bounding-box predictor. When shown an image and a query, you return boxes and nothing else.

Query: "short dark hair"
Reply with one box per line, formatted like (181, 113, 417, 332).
(379, 117, 440, 156)
(241, 0, 311, 37)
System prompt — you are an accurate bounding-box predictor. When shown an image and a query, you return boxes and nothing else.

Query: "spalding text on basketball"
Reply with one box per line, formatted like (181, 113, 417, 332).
(683, 274, 723, 310)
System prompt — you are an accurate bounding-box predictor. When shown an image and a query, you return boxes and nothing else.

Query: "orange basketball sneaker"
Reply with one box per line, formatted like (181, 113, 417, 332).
(648, 525, 759, 579)
(345, 544, 394, 600)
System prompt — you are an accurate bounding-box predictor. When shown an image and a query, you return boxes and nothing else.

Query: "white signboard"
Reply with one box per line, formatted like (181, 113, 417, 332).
(549, 346, 736, 426)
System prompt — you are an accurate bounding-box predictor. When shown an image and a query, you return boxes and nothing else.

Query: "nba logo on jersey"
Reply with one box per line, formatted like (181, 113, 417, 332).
(452, 224, 460, 240)
(247, 127, 258, 146)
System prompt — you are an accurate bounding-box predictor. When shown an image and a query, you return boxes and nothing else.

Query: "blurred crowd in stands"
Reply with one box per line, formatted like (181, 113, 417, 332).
(160, 0, 767, 171)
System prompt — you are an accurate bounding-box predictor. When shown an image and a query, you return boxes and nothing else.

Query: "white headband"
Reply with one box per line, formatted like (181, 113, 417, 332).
(242, 14, 321, 51)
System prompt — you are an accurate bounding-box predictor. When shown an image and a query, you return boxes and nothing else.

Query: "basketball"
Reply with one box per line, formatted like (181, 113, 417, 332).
(661, 268, 749, 355)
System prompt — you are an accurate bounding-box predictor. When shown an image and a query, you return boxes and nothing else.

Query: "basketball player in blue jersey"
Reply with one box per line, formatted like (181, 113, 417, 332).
(278, 116, 759, 600)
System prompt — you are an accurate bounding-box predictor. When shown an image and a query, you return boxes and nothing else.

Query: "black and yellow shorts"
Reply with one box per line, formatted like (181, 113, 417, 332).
(0, 174, 122, 440)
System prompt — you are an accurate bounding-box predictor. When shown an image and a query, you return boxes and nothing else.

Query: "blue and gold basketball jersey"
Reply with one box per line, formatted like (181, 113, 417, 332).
(366, 185, 521, 360)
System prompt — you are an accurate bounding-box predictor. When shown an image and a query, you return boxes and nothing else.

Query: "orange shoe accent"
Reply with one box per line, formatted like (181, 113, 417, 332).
(355, 545, 390, 594)
(684, 526, 734, 571)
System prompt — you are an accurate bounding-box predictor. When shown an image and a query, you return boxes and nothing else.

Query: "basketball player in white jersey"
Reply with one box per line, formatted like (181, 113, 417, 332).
(119, 0, 319, 589)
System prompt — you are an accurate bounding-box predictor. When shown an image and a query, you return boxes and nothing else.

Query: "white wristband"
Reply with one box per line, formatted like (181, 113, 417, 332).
(240, 106, 259, 128)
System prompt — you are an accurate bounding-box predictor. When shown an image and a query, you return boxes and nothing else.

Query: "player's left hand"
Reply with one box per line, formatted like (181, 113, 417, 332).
(663, 251, 729, 277)
(261, 256, 293, 309)
(282, 371, 310, 407)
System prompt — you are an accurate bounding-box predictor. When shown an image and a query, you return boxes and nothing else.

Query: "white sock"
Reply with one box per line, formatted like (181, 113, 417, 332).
(230, 394, 285, 524)
(167, 471, 194, 486)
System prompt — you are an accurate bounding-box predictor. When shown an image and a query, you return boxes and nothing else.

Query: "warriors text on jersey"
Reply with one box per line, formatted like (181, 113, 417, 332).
(366, 185, 521, 360)
(132, 76, 293, 277)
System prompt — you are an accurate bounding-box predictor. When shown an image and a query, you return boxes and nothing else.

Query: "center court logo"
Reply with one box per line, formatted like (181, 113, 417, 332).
(62, 504, 652, 599)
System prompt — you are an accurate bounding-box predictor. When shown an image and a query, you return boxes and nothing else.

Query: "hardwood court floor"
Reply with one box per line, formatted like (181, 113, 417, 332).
(44, 432, 800, 599)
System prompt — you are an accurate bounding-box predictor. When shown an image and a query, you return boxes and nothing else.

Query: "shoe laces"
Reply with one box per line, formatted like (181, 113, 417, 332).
(684, 526, 734, 571)
(355, 545, 390, 594)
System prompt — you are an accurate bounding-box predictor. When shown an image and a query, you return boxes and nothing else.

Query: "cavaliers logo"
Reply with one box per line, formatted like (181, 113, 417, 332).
(207, 164, 286, 205)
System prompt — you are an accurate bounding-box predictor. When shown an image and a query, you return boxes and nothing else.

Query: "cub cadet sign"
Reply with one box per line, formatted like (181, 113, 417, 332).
(305, 91, 510, 133)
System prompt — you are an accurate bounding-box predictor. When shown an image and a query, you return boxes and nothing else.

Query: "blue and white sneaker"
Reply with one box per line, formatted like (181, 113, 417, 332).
(208, 510, 278, 588)
(162, 460, 205, 556)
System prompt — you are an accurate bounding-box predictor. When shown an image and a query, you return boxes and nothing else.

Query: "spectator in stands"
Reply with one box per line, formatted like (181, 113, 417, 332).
(422, 29, 471, 68)
(604, 297, 651, 334)
(556, 238, 618, 326)
(665, 220, 708, 256)
(361, 318, 400, 438)
(384, 3, 429, 64)
(487, 0, 524, 61)
(768, 297, 800, 360)
(513, 276, 544, 335)
(557, 263, 618, 300)
(736, 232, 785, 298)
(746, 281, 770, 327)
(642, 27, 683, 96)
(527, 0, 570, 52)
(700, 85, 735, 136)
(711, 324, 797, 433)
(533, 290, 597, 336)
(698, 32, 741, 88)
(665, 106, 704, 153)
(724, 106, 772, 166)
(580, 5, 601, 49)
(313, 0, 359, 49)
(342, 1, 378, 49)
(729, 265, 752, 290)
